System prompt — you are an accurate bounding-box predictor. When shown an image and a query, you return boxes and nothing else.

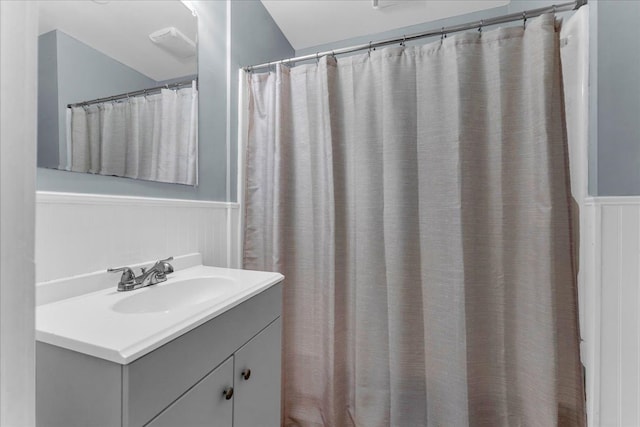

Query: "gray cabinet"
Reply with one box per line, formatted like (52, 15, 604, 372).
(147, 319, 282, 427)
(233, 319, 282, 427)
(147, 357, 234, 427)
(37, 283, 282, 427)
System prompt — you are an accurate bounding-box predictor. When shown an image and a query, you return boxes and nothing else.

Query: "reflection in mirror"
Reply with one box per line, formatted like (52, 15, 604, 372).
(37, 0, 198, 186)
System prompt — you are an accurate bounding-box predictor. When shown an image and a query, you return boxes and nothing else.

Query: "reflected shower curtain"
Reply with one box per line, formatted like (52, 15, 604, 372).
(67, 83, 198, 185)
(244, 14, 585, 427)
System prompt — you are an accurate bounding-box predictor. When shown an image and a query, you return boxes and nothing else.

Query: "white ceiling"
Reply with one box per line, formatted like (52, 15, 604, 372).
(261, 0, 511, 51)
(38, 0, 197, 82)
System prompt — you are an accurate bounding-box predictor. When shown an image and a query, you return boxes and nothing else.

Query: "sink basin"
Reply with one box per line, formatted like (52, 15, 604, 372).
(112, 277, 236, 314)
(37, 264, 284, 363)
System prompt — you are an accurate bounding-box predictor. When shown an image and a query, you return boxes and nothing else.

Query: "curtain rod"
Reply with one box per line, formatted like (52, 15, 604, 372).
(244, 0, 585, 72)
(67, 79, 197, 108)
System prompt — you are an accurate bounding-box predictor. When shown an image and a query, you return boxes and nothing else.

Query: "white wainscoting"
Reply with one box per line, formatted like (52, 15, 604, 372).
(584, 197, 640, 427)
(35, 191, 240, 283)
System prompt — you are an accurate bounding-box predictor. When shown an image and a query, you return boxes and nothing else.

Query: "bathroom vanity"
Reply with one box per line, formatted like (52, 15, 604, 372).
(36, 264, 283, 427)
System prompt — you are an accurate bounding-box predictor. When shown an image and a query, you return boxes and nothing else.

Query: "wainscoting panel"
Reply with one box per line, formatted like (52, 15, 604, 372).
(35, 192, 240, 283)
(586, 197, 640, 427)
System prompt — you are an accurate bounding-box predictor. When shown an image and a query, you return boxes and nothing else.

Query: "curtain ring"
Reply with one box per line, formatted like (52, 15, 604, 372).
(368, 41, 373, 57)
(523, 12, 527, 29)
(552, 5, 557, 15)
(441, 27, 446, 42)
(478, 19, 483, 33)
(400, 35, 406, 47)
(316, 52, 320, 65)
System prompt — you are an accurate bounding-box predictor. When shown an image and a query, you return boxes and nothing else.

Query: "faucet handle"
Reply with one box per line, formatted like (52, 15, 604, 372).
(107, 266, 136, 283)
(156, 256, 174, 274)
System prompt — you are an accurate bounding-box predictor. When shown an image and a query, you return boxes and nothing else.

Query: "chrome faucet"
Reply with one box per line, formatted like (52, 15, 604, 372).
(108, 257, 174, 292)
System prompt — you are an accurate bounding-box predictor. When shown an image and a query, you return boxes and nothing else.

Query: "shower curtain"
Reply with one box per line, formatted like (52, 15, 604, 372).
(66, 83, 198, 185)
(244, 13, 585, 427)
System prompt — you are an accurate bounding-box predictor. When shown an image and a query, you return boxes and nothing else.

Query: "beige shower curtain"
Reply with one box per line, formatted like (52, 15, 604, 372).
(67, 84, 198, 185)
(244, 14, 585, 427)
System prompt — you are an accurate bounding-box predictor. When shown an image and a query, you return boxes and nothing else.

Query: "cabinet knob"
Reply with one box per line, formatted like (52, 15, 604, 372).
(241, 369, 251, 381)
(223, 387, 234, 400)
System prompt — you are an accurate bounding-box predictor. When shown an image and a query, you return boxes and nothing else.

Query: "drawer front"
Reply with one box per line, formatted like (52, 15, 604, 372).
(146, 357, 234, 427)
(124, 283, 282, 427)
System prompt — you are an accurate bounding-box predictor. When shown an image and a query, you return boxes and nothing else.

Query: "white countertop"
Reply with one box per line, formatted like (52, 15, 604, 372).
(36, 265, 283, 364)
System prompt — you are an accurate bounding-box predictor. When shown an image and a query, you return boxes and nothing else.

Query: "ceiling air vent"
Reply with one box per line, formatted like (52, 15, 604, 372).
(149, 27, 196, 59)
(372, 0, 402, 10)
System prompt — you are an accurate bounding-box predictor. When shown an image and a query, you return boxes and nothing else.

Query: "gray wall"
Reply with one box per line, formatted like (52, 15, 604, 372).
(595, 0, 640, 196)
(37, 0, 294, 202)
(38, 30, 158, 169)
(38, 31, 59, 169)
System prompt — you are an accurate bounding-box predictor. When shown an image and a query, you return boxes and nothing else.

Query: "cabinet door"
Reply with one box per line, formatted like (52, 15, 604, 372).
(147, 357, 234, 427)
(233, 318, 282, 427)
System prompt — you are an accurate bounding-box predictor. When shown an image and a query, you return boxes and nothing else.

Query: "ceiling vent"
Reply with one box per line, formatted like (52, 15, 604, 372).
(149, 27, 196, 59)
(372, 0, 402, 10)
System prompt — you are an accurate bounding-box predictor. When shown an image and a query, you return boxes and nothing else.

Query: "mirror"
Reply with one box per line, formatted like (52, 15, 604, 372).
(37, 0, 198, 186)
